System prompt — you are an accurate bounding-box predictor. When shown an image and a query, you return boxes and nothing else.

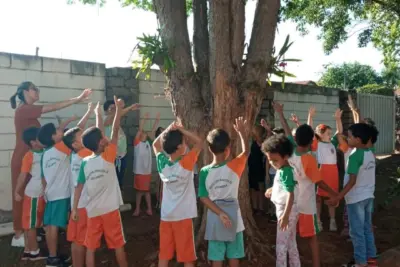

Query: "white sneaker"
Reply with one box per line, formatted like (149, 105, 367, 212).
(11, 235, 25, 247)
(318, 220, 323, 231)
(330, 219, 338, 232)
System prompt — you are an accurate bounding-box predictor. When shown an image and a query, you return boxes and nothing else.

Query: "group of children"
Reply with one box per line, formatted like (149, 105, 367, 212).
(12, 90, 379, 267)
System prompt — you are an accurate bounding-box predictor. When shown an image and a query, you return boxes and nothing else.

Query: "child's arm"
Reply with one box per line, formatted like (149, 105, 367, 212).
(290, 113, 301, 127)
(260, 119, 273, 137)
(304, 154, 337, 197)
(153, 124, 171, 154)
(273, 101, 292, 137)
(104, 103, 140, 127)
(14, 172, 29, 202)
(177, 123, 203, 151)
(200, 197, 232, 228)
(307, 106, 316, 127)
(278, 168, 296, 230)
(135, 112, 149, 140)
(77, 102, 94, 129)
(110, 96, 123, 145)
(347, 95, 361, 123)
(279, 192, 294, 230)
(58, 115, 78, 130)
(149, 112, 161, 140)
(71, 163, 86, 221)
(233, 117, 250, 155)
(94, 102, 104, 133)
(334, 108, 343, 134)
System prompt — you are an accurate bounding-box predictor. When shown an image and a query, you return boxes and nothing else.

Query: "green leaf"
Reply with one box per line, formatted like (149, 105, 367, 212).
(281, 58, 302, 62)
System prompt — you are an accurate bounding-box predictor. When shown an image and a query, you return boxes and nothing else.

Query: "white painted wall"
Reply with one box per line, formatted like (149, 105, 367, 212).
(0, 52, 105, 212)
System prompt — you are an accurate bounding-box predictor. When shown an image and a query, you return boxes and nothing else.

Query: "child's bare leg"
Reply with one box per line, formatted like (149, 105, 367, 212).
(23, 231, 29, 252)
(72, 243, 85, 267)
(316, 196, 322, 224)
(115, 246, 128, 267)
(46, 225, 58, 257)
(228, 259, 240, 267)
(183, 262, 195, 267)
(133, 192, 143, 216)
(307, 235, 321, 267)
(158, 259, 169, 267)
(86, 249, 96, 267)
(145, 192, 153, 215)
(27, 229, 39, 251)
(212, 261, 223, 267)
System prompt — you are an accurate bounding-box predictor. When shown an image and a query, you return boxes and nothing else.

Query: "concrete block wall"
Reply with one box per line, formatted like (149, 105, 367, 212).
(0, 52, 105, 217)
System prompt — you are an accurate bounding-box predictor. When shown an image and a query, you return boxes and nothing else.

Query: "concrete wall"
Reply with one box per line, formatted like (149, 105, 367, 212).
(0, 52, 105, 217)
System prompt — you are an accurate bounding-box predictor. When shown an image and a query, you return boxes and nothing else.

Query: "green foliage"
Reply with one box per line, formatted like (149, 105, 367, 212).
(319, 62, 382, 90)
(382, 66, 400, 88)
(267, 35, 301, 88)
(281, 0, 400, 68)
(132, 30, 175, 80)
(356, 84, 393, 96)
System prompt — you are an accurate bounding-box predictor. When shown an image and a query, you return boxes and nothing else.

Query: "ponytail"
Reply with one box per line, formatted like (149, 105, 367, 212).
(9, 93, 18, 109)
(10, 81, 33, 109)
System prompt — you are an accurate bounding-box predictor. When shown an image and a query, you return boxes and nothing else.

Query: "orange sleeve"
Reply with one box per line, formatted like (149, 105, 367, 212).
(227, 153, 248, 178)
(21, 152, 33, 173)
(337, 134, 349, 153)
(78, 148, 92, 158)
(55, 142, 71, 155)
(301, 154, 322, 183)
(133, 137, 141, 146)
(179, 148, 200, 171)
(310, 138, 318, 152)
(102, 143, 117, 163)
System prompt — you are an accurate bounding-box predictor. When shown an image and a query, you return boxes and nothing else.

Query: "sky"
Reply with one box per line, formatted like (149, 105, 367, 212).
(0, 0, 384, 82)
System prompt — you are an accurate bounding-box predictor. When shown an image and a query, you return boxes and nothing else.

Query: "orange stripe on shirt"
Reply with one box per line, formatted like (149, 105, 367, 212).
(78, 148, 92, 158)
(21, 151, 33, 173)
(227, 153, 248, 178)
(55, 142, 72, 155)
(301, 154, 322, 183)
(101, 143, 117, 163)
(310, 138, 318, 152)
(179, 148, 200, 171)
(133, 137, 141, 146)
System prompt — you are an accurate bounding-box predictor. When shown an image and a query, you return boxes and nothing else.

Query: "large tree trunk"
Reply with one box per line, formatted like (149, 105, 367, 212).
(153, 0, 281, 263)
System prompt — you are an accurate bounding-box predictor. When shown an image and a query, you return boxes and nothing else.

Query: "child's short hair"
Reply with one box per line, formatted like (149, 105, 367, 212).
(22, 127, 39, 147)
(262, 134, 294, 158)
(348, 123, 372, 145)
(63, 127, 81, 150)
(38, 123, 57, 147)
(369, 125, 379, 144)
(162, 129, 184, 154)
(206, 129, 231, 154)
(272, 127, 285, 135)
(155, 127, 164, 138)
(295, 124, 315, 147)
(252, 125, 265, 138)
(82, 127, 103, 152)
(103, 99, 115, 112)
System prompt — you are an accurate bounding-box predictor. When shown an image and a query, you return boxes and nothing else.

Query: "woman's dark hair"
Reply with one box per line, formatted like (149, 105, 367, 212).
(10, 81, 35, 109)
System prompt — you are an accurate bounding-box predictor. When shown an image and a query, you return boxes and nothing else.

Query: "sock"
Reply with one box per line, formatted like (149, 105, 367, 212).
(31, 249, 40, 255)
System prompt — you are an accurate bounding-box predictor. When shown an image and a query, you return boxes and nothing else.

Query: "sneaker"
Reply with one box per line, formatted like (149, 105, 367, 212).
(318, 220, 323, 231)
(11, 235, 25, 247)
(330, 219, 338, 232)
(46, 257, 69, 267)
(21, 252, 31, 261)
(29, 249, 48, 261)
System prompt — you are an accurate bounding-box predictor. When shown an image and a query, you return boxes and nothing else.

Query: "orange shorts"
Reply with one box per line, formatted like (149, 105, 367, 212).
(159, 219, 196, 263)
(84, 209, 126, 250)
(297, 213, 321, 237)
(134, 174, 151, 191)
(22, 195, 45, 230)
(317, 164, 338, 197)
(67, 208, 88, 246)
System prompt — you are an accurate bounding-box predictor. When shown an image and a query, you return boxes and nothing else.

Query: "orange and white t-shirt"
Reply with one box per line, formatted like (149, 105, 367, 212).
(77, 144, 123, 218)
(41, 142, 72, 201)
(156, 149, 200, 221)
(198, 153, 248, 232)
(21, 150, 43, 198)
(70, 148, 92, 208)
(288, 150, 322, 215)
(133, 137, 152, 175)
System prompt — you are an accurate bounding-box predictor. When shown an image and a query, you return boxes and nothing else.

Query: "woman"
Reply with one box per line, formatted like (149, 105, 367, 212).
(10, 81, 91, 247)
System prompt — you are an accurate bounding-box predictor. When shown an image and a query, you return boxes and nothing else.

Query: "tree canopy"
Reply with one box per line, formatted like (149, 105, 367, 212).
(319, 62, 383, 90)
(281, 0, 400, 69)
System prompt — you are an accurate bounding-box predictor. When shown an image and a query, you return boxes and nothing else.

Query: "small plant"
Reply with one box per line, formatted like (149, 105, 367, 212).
(267, 35, 301, 88)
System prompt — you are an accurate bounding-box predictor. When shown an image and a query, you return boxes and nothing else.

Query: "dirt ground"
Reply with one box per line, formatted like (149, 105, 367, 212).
(1, 155, 400, 267)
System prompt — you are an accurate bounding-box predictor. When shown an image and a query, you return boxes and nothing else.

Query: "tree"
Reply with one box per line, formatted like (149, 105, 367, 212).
(357, 84, 394, 96)
(319, 62, 382, 89)
(73, 0, 288, 262)
(281, 0, 400, 68)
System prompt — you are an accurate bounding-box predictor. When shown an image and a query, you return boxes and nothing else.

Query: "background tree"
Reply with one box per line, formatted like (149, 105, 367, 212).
(357, 84, 394, 96)
(281, 0, 400, 68)
(73, 0, 293, 261)
(319, 62, 382, 89)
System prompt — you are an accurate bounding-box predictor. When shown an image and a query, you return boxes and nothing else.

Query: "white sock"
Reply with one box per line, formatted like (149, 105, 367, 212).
(31, 249, 40, 255)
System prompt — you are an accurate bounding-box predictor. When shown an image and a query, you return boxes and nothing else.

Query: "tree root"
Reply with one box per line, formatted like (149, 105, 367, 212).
(244, 230, 275, 264)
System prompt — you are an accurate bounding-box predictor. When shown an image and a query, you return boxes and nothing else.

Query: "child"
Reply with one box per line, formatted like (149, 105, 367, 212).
(198, 117, 249, 267)
(133, 112, 160, 216)
(38, 117, 78, 267)
(72, 96, 127, 267)
(155, 126, 165, 210)
(328, 123, 378, 267)
(248, 124, 266, 214)
(63, 103, 95, 267)
(273, 101, 337, 267)
(14, 127, 47, 261)
(263, 134, 300, 267)
(152, 122, 202, 267)
(308, 108, 344, 231)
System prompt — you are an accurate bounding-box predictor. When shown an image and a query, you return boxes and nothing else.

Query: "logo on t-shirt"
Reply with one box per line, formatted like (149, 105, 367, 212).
(331, 148, 335, 154)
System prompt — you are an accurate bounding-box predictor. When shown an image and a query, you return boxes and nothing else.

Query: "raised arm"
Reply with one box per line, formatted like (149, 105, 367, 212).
(58, 115, 78, 130)
(104, 102, 140, 127)
(347, 95, 361, 123)
(334, 109, 343, 134)
(307, 106, 316, 127)
(136, 112, 149, 138)
(233, 117, 250, 155)
(290, 113, 301, 127)
(42, 88, 92, 114)
(273, 101, 292, 137)
(177, 124, 203, 151)
(77, 102, 94, 129)
(260, 119, 273, 137)
(149, 112, 161, 140)
(94, 102, 104, 132)
(110, 96, 123, 145)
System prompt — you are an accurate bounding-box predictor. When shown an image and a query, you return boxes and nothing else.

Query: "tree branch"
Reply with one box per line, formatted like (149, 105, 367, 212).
(242, 0, 281, 89)
(230, 0, 246, 71)
(154, 0, 194, 77)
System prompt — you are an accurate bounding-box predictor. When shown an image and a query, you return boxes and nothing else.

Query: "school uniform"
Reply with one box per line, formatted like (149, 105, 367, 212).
(133, 137, 152, 191)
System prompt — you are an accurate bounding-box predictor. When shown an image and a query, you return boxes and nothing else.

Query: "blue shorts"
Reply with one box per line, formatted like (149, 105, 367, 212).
(208, 232, 245, 261)
(44, 198, 70, 228)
